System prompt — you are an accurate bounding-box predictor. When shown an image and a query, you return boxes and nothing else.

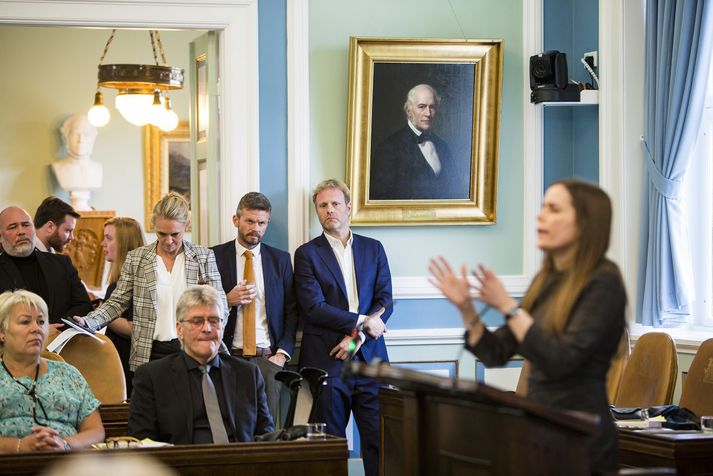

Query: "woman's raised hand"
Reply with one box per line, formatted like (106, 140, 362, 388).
(472, 264, 515, 313)
(428, 256, 474, 311)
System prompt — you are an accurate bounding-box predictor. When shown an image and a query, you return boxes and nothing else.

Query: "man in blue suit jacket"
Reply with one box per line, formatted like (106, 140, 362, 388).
(294, 179, 393, 476)
(211, 192, 298, 427)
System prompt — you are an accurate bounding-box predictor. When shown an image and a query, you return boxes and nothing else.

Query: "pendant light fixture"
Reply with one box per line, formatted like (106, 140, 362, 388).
(88, 29, 184, 131)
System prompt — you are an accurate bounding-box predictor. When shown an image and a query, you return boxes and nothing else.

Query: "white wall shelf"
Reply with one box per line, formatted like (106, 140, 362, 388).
(537, 89, 599, 106)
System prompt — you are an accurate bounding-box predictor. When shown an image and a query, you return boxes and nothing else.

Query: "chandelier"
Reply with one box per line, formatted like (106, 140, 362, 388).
(88, 29, 184, 132)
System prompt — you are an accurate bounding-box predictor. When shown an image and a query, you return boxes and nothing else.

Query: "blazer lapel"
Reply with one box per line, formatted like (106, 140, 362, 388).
(183, 242, 200, 284)
(261, 247, 275, 323)
(315, 235, 348, 300)
(352, 236, 368, 298)
(170, 355, 194, 440)
(143, 244, 159, 310)
(218, 356, 238, 438)
(35, 251, 56, 312)
(227, 241, 238, 289)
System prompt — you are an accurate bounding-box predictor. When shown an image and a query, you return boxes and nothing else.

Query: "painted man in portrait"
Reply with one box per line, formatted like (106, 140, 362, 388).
(369, 84, 470, 200)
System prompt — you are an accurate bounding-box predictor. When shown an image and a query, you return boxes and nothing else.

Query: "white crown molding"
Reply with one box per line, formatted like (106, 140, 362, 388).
(287, 0, 311, 257)
(0, 0, 261, 245)
(384, 328, 465, 346)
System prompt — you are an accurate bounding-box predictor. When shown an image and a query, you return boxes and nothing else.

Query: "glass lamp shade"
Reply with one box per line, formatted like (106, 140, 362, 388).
(158, 109, 179, 132)
(88, 91, 110, 127)
(115, 92, 154, 126)
(88, 104, 110, 127)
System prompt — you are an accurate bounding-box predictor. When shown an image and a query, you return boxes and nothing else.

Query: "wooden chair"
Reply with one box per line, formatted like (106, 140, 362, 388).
(58, 333, 127, 404)
(678, 338, 713, 418)
(606, 327, 630, 403)
(40, 351, 65, 362)
(614, 332, 677, 408)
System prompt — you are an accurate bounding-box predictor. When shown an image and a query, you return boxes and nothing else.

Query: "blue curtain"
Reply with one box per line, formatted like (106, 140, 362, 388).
(638, 0, 713, 327)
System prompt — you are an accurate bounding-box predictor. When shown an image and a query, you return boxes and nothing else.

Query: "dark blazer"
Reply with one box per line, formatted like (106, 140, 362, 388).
(294, 233, 393, 376)
(0, 249, 92, 324)
(211, 241, 299, 355)
(469, 260, 626, 473)
(128, 352, 274, 444)
(369, 124, 469, 200)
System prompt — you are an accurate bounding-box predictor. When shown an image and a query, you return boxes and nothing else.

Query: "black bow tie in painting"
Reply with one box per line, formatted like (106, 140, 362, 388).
(415, 132, 432, 144)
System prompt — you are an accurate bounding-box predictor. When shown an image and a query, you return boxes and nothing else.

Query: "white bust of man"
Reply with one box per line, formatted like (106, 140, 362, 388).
(52, 113, 103, 211)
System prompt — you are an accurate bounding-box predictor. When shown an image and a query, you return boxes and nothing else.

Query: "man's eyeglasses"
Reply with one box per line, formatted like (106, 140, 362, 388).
(180, 317, 223, 329)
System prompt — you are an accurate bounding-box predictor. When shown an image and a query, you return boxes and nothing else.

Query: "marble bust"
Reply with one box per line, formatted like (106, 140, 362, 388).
(52, 114, 103, 211)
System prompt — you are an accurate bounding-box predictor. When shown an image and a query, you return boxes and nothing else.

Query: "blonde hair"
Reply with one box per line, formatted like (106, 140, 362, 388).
(311, 179, 351, 206)
(152, 192, 191, 228)
(519, 179, 625, 334)
(105, 217, 146, 284)
(0, 290, 49, 356)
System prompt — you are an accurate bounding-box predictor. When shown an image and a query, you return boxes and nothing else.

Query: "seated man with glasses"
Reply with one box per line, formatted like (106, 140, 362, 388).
(0, 289, 104, 453)
(128, 286, 273, 444)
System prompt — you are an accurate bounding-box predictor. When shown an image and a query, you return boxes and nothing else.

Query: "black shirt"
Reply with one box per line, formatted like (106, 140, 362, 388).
(181, 353, 236, 443)
(6, 252, 49, 304)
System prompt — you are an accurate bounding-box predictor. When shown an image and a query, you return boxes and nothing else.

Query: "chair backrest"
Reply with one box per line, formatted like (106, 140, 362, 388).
(40, 351, 65, 362)
(58, 333, 126, 404)
(614, 332, 677, 408)
(678, 338, 713, 418)
(606, 327, 631, 403)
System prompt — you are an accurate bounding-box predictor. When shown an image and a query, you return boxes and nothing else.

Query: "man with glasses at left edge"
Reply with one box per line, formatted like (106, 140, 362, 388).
(128, 286, 273, 444)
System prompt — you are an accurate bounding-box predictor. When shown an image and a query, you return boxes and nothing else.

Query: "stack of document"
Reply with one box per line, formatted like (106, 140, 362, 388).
(615, 416, 666, 429)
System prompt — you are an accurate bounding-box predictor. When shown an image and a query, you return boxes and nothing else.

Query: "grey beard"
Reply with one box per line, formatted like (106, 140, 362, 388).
(3, 241, 34, 258)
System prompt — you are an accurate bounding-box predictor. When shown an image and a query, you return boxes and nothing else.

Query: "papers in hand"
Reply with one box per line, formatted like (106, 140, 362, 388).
(47, 325, 104, 353)
(61, 317, 96, 335)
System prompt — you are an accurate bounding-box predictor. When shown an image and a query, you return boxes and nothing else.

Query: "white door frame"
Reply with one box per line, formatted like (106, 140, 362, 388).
(0, 0, 260, 243)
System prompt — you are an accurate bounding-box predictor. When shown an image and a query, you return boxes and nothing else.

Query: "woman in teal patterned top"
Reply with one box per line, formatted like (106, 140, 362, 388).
(0, 290, 104, 453)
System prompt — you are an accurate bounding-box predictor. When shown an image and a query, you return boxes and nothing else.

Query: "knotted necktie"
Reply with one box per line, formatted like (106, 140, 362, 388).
(200, 365, 230, 444)
(242, 250, 257, 356)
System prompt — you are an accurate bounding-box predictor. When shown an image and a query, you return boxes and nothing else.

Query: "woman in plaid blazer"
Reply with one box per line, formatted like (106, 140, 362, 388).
(77, 193, 227, 372)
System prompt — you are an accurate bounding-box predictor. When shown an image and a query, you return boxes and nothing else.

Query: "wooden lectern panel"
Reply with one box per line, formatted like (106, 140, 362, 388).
(368, 364, 597, 476)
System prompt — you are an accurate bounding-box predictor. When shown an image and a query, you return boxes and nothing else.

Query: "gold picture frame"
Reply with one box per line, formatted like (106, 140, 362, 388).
(345, 37, 503, 225)
(143, 121, 190, 231)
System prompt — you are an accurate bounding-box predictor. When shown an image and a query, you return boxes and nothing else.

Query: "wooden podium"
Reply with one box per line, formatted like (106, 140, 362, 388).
(352, 362, 598, 476)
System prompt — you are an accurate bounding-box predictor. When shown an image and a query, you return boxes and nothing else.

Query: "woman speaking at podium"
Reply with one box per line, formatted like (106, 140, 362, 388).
(429, 180, 626, 474)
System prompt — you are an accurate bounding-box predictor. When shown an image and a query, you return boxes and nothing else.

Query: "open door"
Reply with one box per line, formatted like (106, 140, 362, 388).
(189, 31, 221, 246)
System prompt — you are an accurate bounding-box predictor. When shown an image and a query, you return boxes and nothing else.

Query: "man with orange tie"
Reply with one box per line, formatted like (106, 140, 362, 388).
(211, 192, 298, 428)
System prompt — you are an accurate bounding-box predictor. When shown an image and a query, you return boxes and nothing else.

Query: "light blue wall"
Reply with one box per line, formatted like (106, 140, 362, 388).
(258, 0, 289, 251)
(543, 0, 599, 187)
(308, 0, 525, 280)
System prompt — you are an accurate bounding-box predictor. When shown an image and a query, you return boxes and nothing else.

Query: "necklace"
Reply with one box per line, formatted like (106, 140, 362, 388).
(1, 359, 48, 425)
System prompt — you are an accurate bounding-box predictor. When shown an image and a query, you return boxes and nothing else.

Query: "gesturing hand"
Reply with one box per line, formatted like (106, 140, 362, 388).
(472, 264, 516, 313)
(364, 307, 387, 339)
(428, 256, 474, 312)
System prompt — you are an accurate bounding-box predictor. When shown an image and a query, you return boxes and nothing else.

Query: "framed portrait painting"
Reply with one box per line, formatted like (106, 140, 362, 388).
(345, 37, 503, 225)
(143, 121, 191, 231)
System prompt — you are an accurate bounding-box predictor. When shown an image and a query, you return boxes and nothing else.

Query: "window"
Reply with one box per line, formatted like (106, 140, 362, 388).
(683, 57, 713, 329)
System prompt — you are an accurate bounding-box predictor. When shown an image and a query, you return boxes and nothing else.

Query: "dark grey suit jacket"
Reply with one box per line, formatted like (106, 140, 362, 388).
(128, 352, 274, 444)
(0, 249, 92, 324)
